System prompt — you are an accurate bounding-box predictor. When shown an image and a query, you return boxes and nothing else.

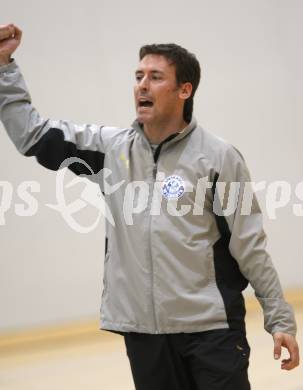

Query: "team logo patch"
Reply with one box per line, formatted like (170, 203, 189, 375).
(162, 175, 185, 200)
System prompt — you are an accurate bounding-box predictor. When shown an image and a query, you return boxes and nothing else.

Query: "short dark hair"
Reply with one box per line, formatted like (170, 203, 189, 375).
(139, 43, 201, 123)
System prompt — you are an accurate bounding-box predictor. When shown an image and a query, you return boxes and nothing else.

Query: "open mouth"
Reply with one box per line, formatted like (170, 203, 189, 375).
(138, 100, 153, 108)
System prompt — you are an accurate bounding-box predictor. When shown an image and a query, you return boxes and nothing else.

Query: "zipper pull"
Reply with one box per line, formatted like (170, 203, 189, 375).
(153, 164, 157, 179)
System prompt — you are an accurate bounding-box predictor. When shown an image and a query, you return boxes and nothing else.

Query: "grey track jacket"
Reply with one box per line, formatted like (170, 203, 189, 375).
(0, 60, 297, 335)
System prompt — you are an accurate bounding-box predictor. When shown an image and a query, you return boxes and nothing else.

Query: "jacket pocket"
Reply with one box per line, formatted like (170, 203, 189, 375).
(206, 245, 216, 283)
(102, 251, 110, 298)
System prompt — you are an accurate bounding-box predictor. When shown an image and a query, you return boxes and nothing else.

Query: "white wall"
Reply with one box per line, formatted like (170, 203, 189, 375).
(1, 0, 302, 331)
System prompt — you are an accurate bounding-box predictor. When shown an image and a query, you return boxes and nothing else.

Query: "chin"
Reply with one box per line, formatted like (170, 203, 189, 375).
(136, 113, 153, 124)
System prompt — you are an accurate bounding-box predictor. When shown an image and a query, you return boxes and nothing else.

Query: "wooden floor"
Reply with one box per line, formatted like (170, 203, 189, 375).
(0, 305, 302, 389)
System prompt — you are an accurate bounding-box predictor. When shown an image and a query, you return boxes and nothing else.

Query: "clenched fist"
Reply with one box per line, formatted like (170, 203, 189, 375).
(0, 24, 22, 65)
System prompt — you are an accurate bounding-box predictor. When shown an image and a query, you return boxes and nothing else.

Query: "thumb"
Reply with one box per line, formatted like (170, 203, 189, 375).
(273, 334, 282, 360)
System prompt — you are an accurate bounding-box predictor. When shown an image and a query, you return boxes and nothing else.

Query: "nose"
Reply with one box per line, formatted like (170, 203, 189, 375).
(138, 75, 149, 91)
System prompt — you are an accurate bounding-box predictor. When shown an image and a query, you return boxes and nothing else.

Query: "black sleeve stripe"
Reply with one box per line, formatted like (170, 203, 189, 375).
(211, 172, 249, 331)
(24, 127, 105, 176)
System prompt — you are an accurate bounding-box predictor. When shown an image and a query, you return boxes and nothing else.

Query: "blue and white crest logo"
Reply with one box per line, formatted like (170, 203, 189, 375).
(162, 175, 185, 199)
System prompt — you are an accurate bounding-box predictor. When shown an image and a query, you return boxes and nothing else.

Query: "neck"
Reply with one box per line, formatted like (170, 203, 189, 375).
(143, 116, 189, 144)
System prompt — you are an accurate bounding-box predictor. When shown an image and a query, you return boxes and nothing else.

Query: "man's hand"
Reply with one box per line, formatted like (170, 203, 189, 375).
(0, 24, 22, 65)
(273, 332, 300, 370)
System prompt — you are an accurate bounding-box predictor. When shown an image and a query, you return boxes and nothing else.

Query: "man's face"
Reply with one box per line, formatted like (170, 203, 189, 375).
(134, 54, 187, 125)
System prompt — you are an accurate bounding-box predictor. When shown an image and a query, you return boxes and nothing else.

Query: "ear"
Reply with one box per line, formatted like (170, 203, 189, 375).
(179, 82, 192, 100)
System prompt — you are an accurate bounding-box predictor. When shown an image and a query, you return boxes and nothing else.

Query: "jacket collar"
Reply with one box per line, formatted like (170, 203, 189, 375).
(131, 116, 197, 147)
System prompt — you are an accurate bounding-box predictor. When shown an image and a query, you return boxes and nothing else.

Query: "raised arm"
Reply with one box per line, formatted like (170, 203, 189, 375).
(0, 24, 108, 178)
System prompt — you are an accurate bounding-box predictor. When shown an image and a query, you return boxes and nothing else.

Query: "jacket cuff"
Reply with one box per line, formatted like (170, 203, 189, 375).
(0, 58, 17, 74)
(256, 295, 297, 336)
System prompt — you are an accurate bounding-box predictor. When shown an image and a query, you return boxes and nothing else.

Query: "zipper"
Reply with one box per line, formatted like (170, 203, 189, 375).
(149, 161, 159, 333)
(147, 140, 171, 333)
(152, 164, 157, 179)
(147, 142, 162, 333)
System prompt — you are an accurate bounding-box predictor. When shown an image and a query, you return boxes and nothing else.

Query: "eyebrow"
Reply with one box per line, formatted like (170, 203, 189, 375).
(135, 70, 165, 76)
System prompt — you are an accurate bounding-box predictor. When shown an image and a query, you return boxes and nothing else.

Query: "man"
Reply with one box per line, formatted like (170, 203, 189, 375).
(0, 23, 300, 389)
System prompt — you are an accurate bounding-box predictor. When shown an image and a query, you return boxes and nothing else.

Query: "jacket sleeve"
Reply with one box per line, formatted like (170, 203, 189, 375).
(0, 59, 109, 178)
(213, 145, 297, 336)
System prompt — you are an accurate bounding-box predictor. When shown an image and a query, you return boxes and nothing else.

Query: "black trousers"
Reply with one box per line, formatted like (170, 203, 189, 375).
(124, 328, 251, 390)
